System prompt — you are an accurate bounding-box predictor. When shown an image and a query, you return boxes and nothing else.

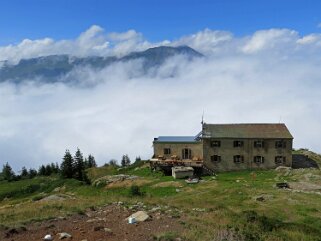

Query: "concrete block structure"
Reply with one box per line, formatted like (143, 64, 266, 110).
(172, 166, 194, 179)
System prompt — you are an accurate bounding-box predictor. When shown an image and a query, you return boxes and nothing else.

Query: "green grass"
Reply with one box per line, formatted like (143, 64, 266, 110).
(0, 176, 75, 201)
(1, 164, 321, 240)
(153, 231, 180, 241)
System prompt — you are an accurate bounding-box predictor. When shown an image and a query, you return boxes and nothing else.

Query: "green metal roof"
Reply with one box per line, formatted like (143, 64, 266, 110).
(202, 123, 293, 139)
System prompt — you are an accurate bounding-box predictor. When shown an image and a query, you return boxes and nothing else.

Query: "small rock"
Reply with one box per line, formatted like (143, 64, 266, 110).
(43, 234, 53, 241)
(192, 208, 206, 212)
(104, 227, 112, 233)
(86, 219, 97, 223)
(150, 207, 161, 212)
(128, 210, 149, 222)
(57, 232, 72, 239)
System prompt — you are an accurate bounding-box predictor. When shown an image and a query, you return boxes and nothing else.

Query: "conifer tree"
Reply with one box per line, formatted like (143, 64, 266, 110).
(38, 165, 46, 176)
(29, 168, 37, 178)
(121, 154, 131, 167)
(74, 148, 85, 180)
(84, 157, 89, 169)
(135, 156, 142, 163)
(87, 154, 97, 168)
(20, 166, 29, 178)
(109, 159, 118, 166)
(45, 164, 52, 176)
(61, 150, 74, 178)
(2, 162, 15, 181)
(125, 154, 131, 166)
(55, 162, 60, 173)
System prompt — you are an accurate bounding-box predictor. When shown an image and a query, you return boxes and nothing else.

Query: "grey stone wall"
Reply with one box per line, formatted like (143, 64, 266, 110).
(203, 138, 293, 172)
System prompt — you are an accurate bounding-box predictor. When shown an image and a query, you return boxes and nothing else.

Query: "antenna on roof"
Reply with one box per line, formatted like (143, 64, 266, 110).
(201, 110, 204, 125)
(279, 116, 282, 123)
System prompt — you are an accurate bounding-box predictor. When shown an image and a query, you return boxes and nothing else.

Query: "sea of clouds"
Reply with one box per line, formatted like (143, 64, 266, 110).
(1, 25, 321, 171)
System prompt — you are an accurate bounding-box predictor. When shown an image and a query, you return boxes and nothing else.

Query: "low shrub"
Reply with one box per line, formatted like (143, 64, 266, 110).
(129, 185, 144, 196)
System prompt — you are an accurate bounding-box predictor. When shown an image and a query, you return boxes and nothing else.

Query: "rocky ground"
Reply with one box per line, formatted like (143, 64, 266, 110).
(1, 202, 185, 241)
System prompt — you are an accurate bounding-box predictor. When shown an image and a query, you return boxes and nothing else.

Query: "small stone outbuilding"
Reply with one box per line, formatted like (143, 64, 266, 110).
(172, 166, 194, 179)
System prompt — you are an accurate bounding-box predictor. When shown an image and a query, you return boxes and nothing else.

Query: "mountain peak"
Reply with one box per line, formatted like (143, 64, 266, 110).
(0, 46, 203, 83)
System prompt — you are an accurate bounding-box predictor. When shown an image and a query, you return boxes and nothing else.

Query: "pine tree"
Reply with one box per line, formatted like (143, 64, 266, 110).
(87, 154, 97, 168)
(61, 150, 74, 178)
(38, 165, 46, 176)
(74, 148, 84, 180)
(121, 155, 126, 167)
(2, 162, 15, 181)
(109, 159, 118, 166)
(135, 156, 142, 163)
(84, 157, 89, 169)
(29, 168, 37, 178)
(48, 162, 60, 174)
(55, 162, 60, 173)
(125, 154, 131, 166)
(20, 166, 29, 178)
(121, 154, 131, 167)
(45, 164, 52, 176)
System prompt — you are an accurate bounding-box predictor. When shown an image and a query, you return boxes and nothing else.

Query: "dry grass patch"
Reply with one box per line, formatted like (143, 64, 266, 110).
(152, 181, 184, 188)
(105, 179, 152, 189)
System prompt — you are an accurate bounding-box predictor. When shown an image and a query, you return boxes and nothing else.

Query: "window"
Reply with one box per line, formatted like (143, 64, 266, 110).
(164, 148, 171, 155)
(211, 155, 221, 162)
(233, 140, 244, 147)
(253, 156, 265, 164)
(182, 148, 192, 159)
(254, 140, 264, 148)
(275, 140, 286, 148)
(210, 140, 221, 147)
(233, 155, 244, 163)
(275, 156, 286, 164)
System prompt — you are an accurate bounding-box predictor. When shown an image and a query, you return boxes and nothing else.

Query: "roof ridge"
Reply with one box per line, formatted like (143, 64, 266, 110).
(204, 123, 286, 125)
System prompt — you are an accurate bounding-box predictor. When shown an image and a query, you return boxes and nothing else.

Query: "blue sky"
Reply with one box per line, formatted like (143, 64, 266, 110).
(1, 0, 321, 45)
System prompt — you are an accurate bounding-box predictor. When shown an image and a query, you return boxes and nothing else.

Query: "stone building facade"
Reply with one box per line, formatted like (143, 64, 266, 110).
(152, 123, 293, 172)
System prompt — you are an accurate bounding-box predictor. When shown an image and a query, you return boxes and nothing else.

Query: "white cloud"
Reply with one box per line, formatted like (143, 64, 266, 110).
(241, 29, 298, 54)
(0, 26, 151, 63)
(2, 25, 321, 62)
(172, 29, 233, 55)
(1, 27, 321, 171)
(297, 34, 321, 45)
(107, 29, 141, 41)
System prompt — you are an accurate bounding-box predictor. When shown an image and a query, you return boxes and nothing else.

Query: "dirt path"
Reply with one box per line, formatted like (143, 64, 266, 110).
(1, 204, 185, 241)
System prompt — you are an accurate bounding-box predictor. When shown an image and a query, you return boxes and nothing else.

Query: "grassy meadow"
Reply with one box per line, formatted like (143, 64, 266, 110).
(0, 158, 321, 241)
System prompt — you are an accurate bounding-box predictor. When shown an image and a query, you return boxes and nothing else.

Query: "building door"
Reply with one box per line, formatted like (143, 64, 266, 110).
(182, 148, 192, 159)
